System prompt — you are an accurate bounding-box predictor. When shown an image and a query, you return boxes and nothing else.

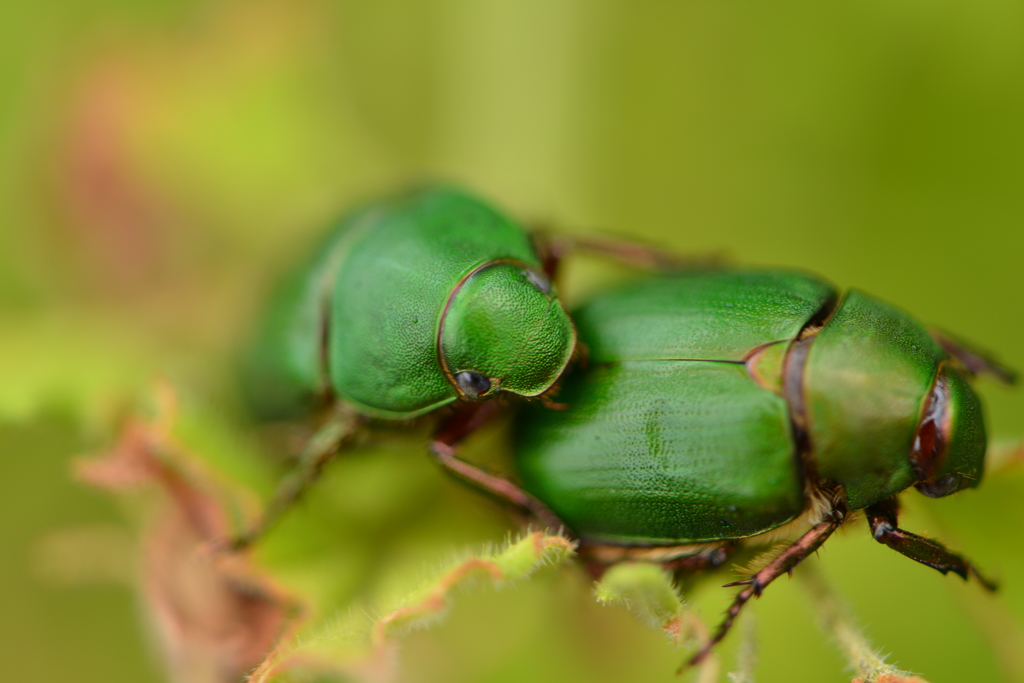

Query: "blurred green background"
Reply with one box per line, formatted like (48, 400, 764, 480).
(3, 1, 1024, 682)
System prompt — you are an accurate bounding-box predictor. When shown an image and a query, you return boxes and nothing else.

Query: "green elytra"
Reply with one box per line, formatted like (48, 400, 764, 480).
(515, 270, 989, 545)
(241, 186, 577, 421)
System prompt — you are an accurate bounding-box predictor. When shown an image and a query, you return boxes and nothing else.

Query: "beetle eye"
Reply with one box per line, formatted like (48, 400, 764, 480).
(455, 371, 493, 399)
(523, 269, 553, 295)
(915, 473, 960, 498)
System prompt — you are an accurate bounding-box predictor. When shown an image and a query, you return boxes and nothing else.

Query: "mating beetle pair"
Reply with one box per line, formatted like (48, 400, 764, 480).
(239, 185, 1013, 665)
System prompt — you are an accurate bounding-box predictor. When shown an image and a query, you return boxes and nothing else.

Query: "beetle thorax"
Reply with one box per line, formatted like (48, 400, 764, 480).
(438, 261, 576, 401)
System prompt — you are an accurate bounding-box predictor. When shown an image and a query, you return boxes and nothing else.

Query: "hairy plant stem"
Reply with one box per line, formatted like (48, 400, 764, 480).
(797, 561, 928, 683)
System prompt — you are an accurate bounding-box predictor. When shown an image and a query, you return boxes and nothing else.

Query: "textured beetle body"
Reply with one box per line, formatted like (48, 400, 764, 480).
(515, 271, 987, 546)
(242, 186, 576, 421)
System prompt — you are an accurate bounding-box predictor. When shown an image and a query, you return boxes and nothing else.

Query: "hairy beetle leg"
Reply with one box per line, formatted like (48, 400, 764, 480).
(866, 497, 998, 591)
(431, 402, 568, 533)
(230, 409, 360, 551)
(684, 499, 847, 671)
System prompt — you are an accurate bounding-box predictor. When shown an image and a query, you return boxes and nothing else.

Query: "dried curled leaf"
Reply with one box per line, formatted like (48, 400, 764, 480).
(76, 391, 299, 683)
(798, 562, 931, 683)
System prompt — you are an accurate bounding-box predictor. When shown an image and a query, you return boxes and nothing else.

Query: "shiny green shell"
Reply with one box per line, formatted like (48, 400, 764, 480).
(515, 271, 986, 546)
(241, 186, 576, 420)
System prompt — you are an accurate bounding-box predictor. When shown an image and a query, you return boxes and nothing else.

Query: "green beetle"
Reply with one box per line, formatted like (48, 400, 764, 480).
(242, 185, 576, 420)
(509, 269, 1014, 663)
(237, 185, 578, 544)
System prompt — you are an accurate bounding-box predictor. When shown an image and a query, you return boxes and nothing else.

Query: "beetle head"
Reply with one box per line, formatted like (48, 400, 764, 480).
(911, 364, 986, 498)
(439, 261, 576, 401)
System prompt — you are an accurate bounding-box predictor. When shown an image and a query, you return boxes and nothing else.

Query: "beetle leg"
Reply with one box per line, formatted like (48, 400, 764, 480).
(431, 443, 567, 532)
(533, 232, 727, 274)
(532, 232, 565, 281)
(663, 544, 735, 573)
(928, 328, 1017, 385)
(866, 496, 997, 591)
(685, 499, 847, 670)
(230, 408, 360, 551)
(430, 402, 568, 533)
(574, 235, 727, 271)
